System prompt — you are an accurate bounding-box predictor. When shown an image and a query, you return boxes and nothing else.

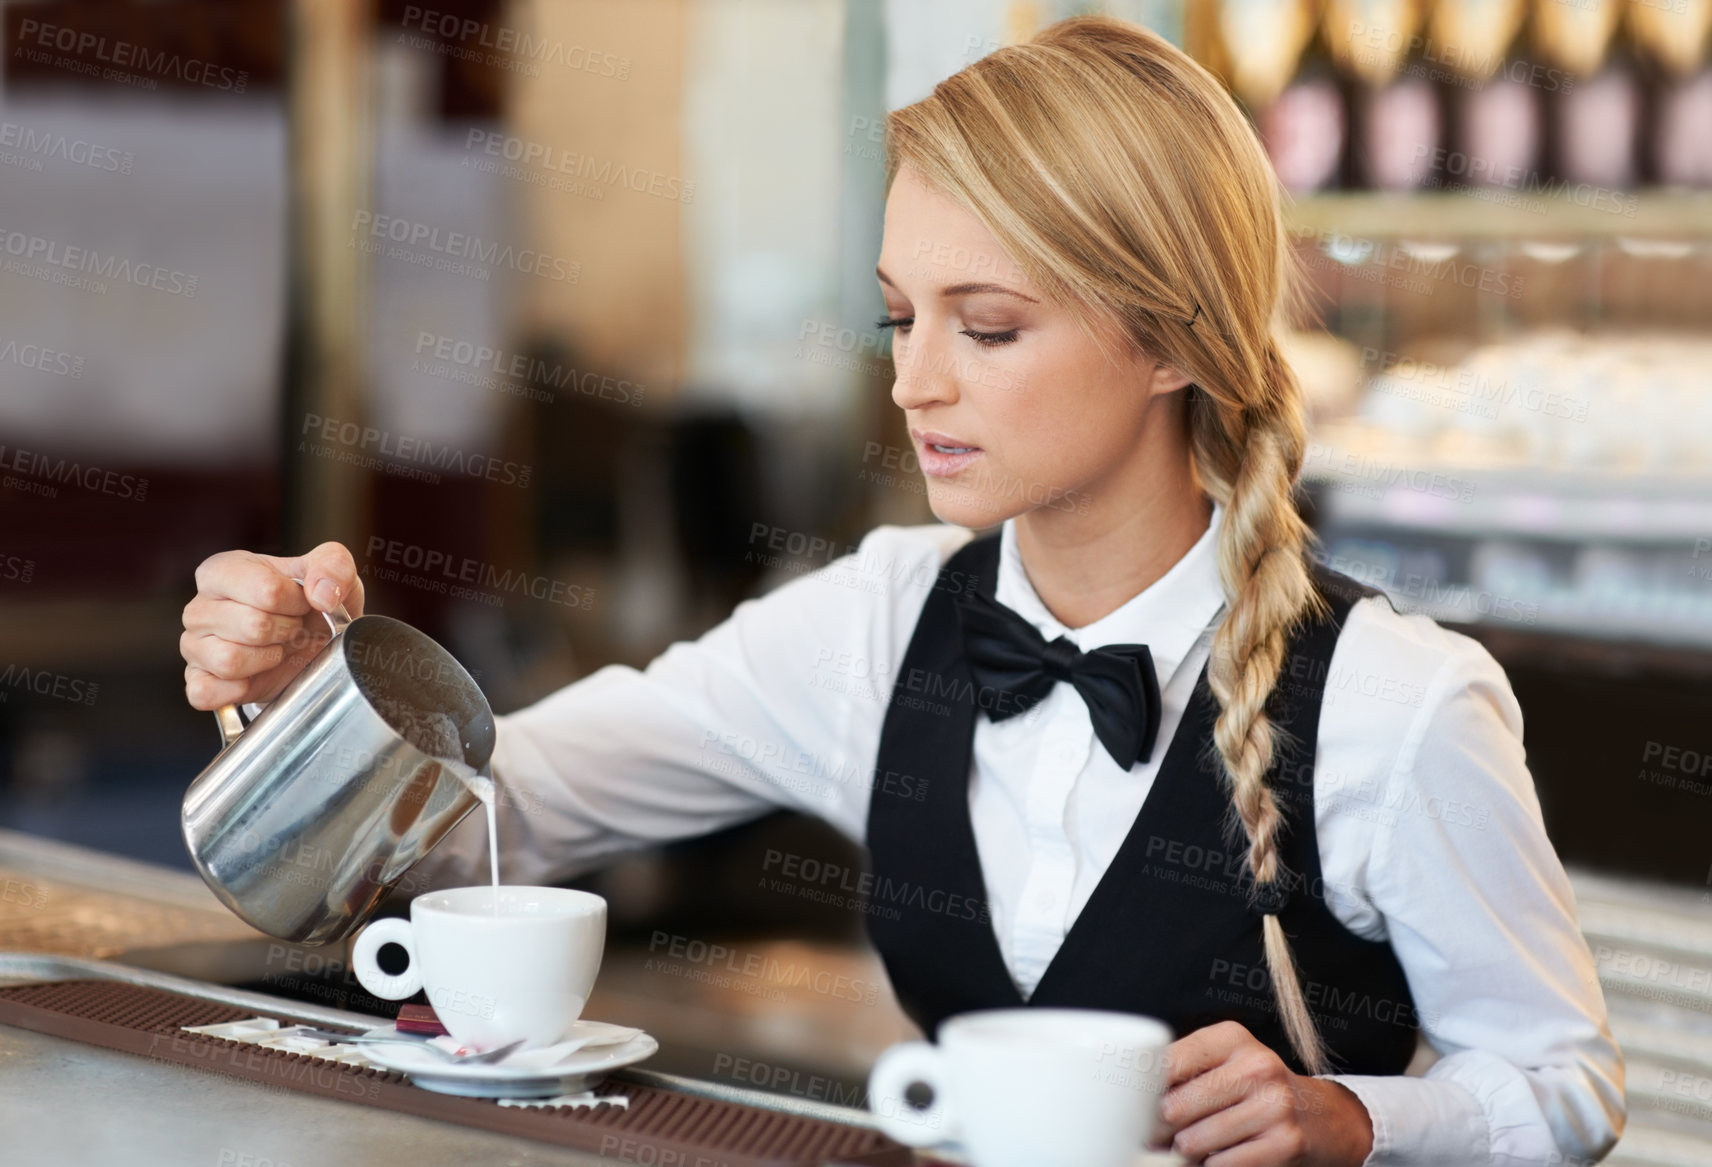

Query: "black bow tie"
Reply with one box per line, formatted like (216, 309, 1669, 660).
(955, 589, 1162, 770)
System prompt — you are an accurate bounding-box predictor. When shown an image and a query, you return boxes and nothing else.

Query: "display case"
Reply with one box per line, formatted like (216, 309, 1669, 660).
(1183, 0, 1712, 898)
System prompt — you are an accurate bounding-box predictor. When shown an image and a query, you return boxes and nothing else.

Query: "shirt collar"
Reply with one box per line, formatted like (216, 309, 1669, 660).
(994, 500, 1227, 691)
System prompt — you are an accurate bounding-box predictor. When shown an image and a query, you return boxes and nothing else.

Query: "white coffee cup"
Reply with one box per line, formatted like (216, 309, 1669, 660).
(351, 885, 606, 1050)
(867, 1008, 1172, 1167)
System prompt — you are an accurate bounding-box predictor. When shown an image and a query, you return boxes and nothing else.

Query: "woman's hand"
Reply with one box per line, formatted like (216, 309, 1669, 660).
(1152, 1021, 1373, 1166)
(181, 543, 364, 711)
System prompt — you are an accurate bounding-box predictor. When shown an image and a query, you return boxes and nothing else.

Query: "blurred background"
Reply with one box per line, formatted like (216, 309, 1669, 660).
(0, 0, 1709, 1159)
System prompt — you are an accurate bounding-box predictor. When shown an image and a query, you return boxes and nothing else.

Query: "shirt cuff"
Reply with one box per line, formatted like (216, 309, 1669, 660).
(1322, 1074, 1489, 1166)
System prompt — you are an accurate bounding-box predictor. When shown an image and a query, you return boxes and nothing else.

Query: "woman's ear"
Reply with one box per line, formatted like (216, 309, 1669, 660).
(1148, 361, 1195, 395)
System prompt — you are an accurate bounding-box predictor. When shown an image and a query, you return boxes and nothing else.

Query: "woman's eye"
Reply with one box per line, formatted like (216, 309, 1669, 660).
(872, 318, 1016, 347)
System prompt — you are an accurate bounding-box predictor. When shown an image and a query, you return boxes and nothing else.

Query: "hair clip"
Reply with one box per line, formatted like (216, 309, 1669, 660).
(1185, 303, 1202, 328)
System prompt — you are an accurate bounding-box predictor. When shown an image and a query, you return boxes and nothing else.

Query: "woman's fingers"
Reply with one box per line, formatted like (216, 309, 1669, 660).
(181, 543, 361, 713)
(191, 543, 364, 619)
(194, 550, 315, 615)
(182, 595, 310, 647)
(184, 663, 249, 712)
(180, 629, 285, 681)
(1203, 1128, 1307, 1167)
(1157, 1023, 1315, 1163)
(1155, 1021, 1366, 1167)
(269, 541, 365, 618)
(1169, 1085, 1303, 1164)
(1159, 1051, 1255, 1135)
(184, 640, 331, 711)
(1165, 1020, 1250, 1086)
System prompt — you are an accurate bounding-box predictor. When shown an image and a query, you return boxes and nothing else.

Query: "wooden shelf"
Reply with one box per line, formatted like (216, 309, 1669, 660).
(1286, 191, 1712, 241)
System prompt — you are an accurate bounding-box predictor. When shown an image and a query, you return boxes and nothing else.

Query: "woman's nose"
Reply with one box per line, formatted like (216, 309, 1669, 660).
(890, 330, 960, 412)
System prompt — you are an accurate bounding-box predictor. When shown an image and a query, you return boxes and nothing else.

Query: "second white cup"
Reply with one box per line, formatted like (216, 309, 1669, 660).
(867, 1007, 1172, 1167)
(351, 885, 606, 1051)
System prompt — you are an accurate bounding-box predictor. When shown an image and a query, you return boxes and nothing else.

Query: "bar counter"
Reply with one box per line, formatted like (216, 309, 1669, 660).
(3, 829, 1711, 1165)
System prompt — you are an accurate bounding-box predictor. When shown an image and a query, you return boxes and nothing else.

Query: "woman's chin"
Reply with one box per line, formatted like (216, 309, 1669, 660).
(923, 483, 1021, 530)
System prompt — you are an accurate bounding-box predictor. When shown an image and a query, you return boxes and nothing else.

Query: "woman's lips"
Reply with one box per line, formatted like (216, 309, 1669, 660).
(912, 429, 983, 478)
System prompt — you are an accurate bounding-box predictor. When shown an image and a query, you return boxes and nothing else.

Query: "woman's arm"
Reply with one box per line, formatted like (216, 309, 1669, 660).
(405, 523, 974, 891)
(1315, 608, 1626, 1165)
(1156, 606, 1625, 1165)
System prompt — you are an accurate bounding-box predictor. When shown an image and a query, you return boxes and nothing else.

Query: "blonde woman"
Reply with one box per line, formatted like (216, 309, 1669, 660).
(181, 16, 1623, 1165)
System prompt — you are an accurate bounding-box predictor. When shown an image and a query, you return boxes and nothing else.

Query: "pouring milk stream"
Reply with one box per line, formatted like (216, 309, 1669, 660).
(367, 694, 503, 908)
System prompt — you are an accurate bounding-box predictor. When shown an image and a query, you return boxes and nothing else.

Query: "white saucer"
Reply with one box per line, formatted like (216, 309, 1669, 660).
(359, 1028, 659, 1098)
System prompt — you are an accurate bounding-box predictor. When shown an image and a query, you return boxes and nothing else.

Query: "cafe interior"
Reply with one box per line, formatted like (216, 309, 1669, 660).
(1, 0, 1710, 1163)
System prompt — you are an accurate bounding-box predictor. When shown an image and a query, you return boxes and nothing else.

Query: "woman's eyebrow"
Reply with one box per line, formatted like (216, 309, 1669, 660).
(875, 266, 1039, 303)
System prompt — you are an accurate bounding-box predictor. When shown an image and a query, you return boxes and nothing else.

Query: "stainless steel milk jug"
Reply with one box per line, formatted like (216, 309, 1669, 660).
(182, 582, 495, 945)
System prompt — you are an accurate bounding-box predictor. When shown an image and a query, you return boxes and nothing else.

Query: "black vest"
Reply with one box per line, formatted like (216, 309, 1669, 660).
(863, 533, 1419, 1076)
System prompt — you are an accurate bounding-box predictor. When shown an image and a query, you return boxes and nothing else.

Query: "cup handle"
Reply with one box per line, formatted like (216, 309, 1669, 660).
(351, 916, 422, 1000)
(212, 576, 354, 748)
(867, 1040, 957, 1147)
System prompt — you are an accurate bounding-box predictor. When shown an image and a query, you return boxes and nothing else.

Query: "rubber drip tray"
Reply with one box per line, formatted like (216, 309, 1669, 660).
(0, 980, 911, 1166)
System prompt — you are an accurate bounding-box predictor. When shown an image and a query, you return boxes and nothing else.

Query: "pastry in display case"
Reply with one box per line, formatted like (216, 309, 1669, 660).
(1306, 331, 1712, 649)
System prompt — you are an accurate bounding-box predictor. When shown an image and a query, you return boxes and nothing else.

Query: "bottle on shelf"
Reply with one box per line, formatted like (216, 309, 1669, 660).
(1628, 0, 1712, 188)
(1535, 0, 1639, 192)
(1432, 0, 1540, 193)
(1326, 0, 1440, 193)
(1206, 0, 1344, 194)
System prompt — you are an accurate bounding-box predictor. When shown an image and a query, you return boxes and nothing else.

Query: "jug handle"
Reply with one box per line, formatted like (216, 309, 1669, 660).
(213, 577, 354, 748)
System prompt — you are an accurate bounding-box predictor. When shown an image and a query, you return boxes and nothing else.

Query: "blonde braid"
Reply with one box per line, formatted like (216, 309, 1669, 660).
(1200, 342, 1330, 1074)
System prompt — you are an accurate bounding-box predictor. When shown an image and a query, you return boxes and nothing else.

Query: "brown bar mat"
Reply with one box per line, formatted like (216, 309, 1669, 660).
(0, 980, 911, 1166)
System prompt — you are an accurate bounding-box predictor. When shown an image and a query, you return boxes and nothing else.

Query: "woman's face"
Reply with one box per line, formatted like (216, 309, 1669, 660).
(876, 162, 1191, 531)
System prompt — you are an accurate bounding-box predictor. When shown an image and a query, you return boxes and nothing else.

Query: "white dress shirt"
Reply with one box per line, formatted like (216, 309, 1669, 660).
(415, 503, 1626, 1165)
